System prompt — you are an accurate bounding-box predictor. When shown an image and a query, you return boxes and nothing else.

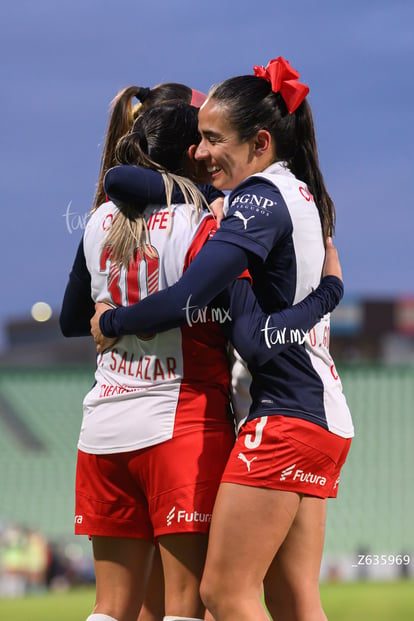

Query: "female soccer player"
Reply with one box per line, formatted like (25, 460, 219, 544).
(62, 103, 235, 621)
(61, 81, 212, 621)
(91, 57, 354, 621)
(60, 80, 213, 340)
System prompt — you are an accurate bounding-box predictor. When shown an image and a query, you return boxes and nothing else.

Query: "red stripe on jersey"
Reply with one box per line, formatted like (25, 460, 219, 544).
(183, 213, 252, 284)
(183, 215, 217, 271)
(174, 212, 231, 430)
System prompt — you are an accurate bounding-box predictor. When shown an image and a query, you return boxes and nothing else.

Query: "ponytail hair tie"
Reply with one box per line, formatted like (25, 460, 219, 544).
(137, 87, 151, 103)
(190, 88, 207, 107)
(253, 57, 309, 113)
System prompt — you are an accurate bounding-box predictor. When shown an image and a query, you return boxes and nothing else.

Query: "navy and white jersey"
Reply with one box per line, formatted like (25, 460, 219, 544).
(217, 162, 324, 309)
(214, 162, 353, 438)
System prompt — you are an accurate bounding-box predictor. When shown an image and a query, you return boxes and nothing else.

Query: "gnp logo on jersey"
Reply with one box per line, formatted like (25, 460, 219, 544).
(280, 464, 327, 487)
(166, 506, 212, 527)
(230, 194, 274, 217)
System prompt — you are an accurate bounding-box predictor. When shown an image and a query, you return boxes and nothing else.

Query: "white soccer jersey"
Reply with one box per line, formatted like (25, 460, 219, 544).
(80, 201, 229, 454)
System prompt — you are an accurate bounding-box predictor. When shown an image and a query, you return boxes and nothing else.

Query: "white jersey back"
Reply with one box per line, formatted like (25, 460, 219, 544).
(80, 201, 224, 454)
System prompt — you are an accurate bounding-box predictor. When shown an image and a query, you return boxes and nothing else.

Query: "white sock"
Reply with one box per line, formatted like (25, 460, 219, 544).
(86, 615, 119, 621)
(163, 617, 204, 621)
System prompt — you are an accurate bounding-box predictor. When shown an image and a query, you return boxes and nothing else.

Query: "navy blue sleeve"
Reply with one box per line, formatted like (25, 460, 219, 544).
(59, 237, 94, 337)
(104, 165, 223, 213)
(211, 177, 291, 261)
(197, 184, 224, 204)
(214, 276, 344, 367)
(99, 240, 249, 337)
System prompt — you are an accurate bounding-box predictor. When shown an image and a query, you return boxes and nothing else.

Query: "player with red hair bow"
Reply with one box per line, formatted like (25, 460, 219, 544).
(92, 57, 354, 621)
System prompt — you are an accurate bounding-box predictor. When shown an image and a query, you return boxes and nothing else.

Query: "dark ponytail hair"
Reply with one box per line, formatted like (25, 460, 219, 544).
(92, 82, 198, 213)
(137, 82, 193, 113)
(104, 102, 207, 267)
(208, 76, 335, 238)
(116, 102, 200, 176)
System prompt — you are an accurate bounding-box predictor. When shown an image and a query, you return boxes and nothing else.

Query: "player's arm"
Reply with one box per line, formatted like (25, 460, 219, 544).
(216, 276, 343, 367)
(93, 180, 300, 352)
(215, 238, 344, 366)
(94, 180, 283, 340)
(104, 165, 223, 215)
(59, 237, 94, 337)
(94, 239, 249, 339)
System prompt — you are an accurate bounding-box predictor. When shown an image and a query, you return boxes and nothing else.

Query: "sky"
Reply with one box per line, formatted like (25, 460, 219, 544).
(0, 0, 413, 351)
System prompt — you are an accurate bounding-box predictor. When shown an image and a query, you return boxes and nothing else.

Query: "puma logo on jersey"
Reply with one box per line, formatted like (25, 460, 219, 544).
(233, 211, 255, 229)
(237, 452, 257, 471)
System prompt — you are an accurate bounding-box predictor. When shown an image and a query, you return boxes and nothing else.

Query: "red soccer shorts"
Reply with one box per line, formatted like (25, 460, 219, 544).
(221, 415, 352, 498)
(75, 420, 235, 540)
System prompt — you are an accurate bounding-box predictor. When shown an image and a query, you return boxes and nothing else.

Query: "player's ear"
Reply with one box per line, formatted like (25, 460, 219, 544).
(188, 144, 197, 161)
(254, 129, 272, 157)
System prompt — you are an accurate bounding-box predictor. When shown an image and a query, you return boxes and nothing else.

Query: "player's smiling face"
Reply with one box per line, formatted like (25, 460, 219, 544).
(196, 99, 269, 191)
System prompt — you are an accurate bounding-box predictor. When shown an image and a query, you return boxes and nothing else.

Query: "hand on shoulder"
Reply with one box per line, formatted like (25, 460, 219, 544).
(322, 237, 343, 281)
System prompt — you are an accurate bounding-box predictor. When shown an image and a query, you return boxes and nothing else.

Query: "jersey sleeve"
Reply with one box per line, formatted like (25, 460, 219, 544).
(104, 165, 224, 213)
(197, 184, 224, 204)
(210, 177, 292, 261)
(214, 275, 344, 367)
(59, 236, 94, 337)
(99, 239, 249, 337)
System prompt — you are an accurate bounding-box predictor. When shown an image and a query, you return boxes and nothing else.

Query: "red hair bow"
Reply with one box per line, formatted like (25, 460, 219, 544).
(253, 57, 309, 113)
